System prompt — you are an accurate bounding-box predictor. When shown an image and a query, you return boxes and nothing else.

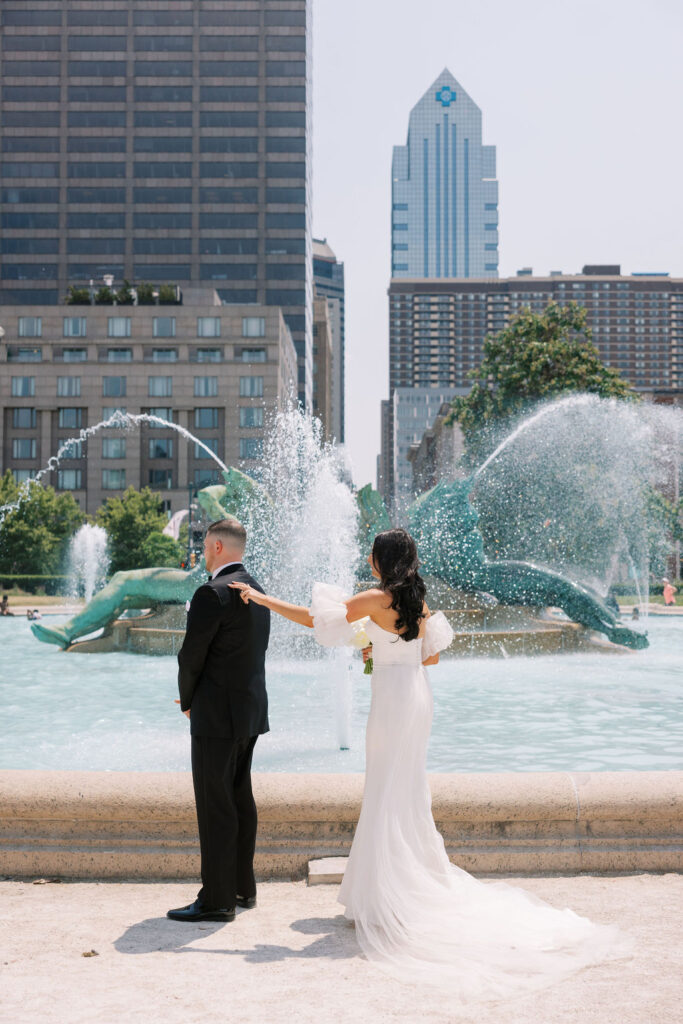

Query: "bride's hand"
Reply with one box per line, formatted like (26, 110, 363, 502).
(230, 581, 263, 605)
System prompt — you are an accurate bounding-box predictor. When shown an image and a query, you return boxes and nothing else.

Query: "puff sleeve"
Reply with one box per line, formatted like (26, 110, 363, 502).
(310, 581, 356, 647)
(422, 611, 454, 659)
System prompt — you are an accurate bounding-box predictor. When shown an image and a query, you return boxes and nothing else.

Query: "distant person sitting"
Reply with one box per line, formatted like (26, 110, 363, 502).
(662, 579, 677, 606)
(631, 606, 640, 621)
(31, 608, 42, 621)
(0, 594, 13, 617)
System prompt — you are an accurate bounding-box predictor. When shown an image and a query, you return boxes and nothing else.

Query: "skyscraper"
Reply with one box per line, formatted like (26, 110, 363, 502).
(313, 238, 345, 442)
(391, 69, 498, 279)
(0, 0, 313, 408)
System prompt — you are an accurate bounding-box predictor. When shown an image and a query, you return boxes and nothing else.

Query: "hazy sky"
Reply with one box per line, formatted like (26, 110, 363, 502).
(311, 0, 683, 487)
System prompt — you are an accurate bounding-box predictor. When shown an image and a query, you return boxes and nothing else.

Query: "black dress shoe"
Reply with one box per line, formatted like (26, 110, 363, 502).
(166, 899, 235, 922)
(236, 894, 256, 909)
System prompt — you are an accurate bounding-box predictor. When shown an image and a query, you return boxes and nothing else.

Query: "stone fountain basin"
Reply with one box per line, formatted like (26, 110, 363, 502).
(63, 600, 616, 658)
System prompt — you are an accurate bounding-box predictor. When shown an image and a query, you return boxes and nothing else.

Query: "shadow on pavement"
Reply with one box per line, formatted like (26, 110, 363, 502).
(114, 916, 227, 954)
(114, 913, 359, 963)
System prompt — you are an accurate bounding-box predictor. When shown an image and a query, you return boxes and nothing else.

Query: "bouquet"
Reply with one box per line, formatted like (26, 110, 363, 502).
(350, 617, 373, 674)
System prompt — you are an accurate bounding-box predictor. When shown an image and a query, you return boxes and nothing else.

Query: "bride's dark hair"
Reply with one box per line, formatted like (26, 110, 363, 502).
(371, 529, 426, 642)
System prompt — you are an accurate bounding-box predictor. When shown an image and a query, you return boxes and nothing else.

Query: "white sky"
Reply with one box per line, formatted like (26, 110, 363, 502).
(311, 0, 683, 487)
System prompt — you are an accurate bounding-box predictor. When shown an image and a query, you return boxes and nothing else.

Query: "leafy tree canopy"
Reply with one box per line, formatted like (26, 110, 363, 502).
(140, 530, 183, 568)
(0, 471, 84, 575)
(96, 486, 173, 572)
(446, 301, 636, 465)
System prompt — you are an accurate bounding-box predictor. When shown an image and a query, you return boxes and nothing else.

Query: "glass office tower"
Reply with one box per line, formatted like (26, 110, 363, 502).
(0, 0, 313, 408)
(391, 69, 498, 279)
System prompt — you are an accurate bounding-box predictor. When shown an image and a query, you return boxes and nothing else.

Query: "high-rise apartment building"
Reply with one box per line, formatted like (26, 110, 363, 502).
(313, 238, 345, 442)
(0, 0, 313, 408)
(391, 70, 498, 280)
(379, 267, 683, 506)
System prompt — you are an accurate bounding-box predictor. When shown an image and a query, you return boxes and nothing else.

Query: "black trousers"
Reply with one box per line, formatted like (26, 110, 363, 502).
(191, 734, 258, 909)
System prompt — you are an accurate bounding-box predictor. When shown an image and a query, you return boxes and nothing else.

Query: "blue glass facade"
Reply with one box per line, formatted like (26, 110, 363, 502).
(391, 70, 498, 279)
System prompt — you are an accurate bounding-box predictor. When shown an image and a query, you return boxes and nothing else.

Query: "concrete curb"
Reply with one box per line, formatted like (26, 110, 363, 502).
(0, 769, 681, 879)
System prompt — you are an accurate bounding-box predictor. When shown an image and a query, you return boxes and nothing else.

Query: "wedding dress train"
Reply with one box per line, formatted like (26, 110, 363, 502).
(311, 583, 633, 1006)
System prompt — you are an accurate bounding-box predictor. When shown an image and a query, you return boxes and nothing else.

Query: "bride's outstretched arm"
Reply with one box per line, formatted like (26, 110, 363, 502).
(230, 582, 314, 627)
(231, 582, 381, 629)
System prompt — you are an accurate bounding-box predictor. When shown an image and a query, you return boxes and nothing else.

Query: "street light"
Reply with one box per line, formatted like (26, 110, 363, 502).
(187, 482, 195, 568)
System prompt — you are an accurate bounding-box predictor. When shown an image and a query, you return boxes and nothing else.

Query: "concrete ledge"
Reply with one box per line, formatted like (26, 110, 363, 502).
(0, 770, 681, 880)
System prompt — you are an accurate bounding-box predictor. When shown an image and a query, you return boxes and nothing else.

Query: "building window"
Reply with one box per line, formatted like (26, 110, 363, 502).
(194, 408, 219, 429)
(18, 316, 42, 338)
(197, 316, 221, 337)
(103, 376, 126, 397)
(241, 348, 267, 363)
(239, 376, 264, 397)
(108, 317, 131, 338)
(12, 439, 36, 460)
(12, 408, 36, 428)
(194, 376, 218, 397)
(57, 469, 83, 490)
(62, 348, 87, 363)
(12, 469, 32, 483)
(148, 376, 173, 397)
(239, 438, 263, 459)
(61, 440, 83, 459)
(153, 317, 176, 338)
(8, 347, 42, 363)
(57, 376, 81, 398)
(146, 407, 173, 427)
(11, 377, 35, 397)
(102, 406, 126, 420)
(102, 469, 126, 489)
(194, 468, 221, 487)
(149, 439, 173, 459)
(152, 348, 178, 363)
(58, 408, 82, 429)
(239, 407, 264, 428)
(242, 316, 265, 338)
(102, 438, 126, 459)
(148, 469, 173, 489)
(194, 438, 219, 459)
(195, 348, 222, 363)
(62, 315, 88, 339)
(107, 348, 132, 363)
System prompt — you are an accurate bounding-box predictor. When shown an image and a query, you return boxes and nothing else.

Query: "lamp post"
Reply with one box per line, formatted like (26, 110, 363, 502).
(187, 482, 195, 568)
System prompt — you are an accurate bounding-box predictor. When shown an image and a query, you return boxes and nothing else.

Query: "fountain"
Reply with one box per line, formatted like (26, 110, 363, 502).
(24, 396, 683, 657)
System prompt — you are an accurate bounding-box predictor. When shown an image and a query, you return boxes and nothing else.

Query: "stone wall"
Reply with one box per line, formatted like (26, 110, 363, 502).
(1, 770, 681, 880)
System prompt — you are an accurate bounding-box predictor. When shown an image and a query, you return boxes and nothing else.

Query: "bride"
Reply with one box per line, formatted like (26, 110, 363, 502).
(231, 528, 632, 1005)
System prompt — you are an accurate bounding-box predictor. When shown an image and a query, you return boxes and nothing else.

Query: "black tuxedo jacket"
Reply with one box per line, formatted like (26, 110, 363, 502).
(177, 564, 270, 738)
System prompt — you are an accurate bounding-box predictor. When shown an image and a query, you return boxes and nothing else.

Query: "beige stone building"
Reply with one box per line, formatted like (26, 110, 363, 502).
(0, 289, 297, 513)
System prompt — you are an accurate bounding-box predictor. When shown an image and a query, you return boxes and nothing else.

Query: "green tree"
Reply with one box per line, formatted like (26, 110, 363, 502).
(447, 301, 636, 465)
(0, 472, 84, 575)
(96, 486, 170, 572)
(139, 530, 183, 568)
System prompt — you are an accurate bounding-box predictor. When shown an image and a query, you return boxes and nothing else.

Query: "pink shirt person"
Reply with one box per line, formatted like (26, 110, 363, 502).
(662, 580, 676, 606)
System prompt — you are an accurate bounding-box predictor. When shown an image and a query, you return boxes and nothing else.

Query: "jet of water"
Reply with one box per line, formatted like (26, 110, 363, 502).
(0, 411, 229, 525)
(67, 524, 110, 602)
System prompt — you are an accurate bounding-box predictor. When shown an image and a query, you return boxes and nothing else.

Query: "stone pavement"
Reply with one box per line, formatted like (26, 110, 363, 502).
(1, 874, 681, 1024)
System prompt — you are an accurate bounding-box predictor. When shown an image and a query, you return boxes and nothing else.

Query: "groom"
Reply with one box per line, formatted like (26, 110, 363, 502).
(167, 518, 271, 923)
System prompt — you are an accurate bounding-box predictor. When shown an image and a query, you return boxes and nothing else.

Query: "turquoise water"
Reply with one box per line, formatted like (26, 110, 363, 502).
(1, 616, 681, 772)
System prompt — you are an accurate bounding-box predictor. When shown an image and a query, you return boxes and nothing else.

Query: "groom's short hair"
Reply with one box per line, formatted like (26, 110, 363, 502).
(206, 517, 247, 552)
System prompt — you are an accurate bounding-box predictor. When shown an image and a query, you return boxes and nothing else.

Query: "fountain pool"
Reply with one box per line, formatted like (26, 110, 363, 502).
(2, 615, 681, 773)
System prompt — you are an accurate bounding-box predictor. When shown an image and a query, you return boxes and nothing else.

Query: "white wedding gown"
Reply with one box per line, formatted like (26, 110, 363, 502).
(311, 583, 633, 1006)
